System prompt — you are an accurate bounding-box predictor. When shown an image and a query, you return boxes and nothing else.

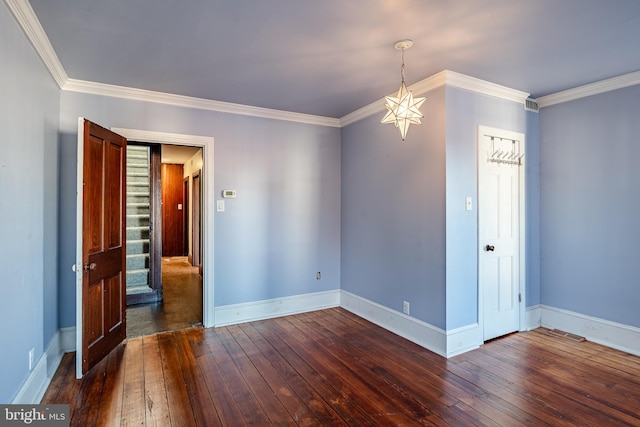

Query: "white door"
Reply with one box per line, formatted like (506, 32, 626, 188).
(478, 126, 525, 341)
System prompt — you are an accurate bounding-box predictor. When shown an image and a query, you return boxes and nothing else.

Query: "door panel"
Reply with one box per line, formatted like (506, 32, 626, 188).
(80, 119, 127, 375)
(479, 128, 523, 341)
(161, 163, 185, 257)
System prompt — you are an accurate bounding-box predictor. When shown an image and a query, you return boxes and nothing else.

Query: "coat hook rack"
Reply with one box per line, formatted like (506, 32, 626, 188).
(487, 137, 524, 166)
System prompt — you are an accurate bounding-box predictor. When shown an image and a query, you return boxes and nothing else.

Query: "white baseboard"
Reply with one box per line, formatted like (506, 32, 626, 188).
(541, 305, 640, 356)
(525, 304, 542, 331)
(214, 290, 340, 327)
(446, 323, 481, 357)
(60, 327, 76, 353)
(11, 329, 69, 404)
(339, 290, 447, 357)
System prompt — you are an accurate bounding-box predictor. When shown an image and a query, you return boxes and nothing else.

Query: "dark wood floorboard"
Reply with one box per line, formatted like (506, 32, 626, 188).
(41, 308, 640, 426)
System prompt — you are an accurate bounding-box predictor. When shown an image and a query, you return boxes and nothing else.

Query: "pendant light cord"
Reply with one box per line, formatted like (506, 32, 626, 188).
(400, 48, 406, 83)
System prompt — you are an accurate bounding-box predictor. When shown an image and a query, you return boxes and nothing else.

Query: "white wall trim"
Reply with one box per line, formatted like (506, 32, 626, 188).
(60, 327, 76, 353)
(541, 305, 640, 356)
(446, 323, 481, 357)
(111, 127, 213, 146)
(445, 70, 530, 104)
(535, 70, 640, 108)
(11, 330, 68, 404)
(3, 0, 68, 88)
(214, 290, 340, 327)
(339, 290, 447, 357)
(340, 70, 530, 127)
(67, 79, 341, 128)
(525, 304, 542, 331)
(112, 127, 216, 330)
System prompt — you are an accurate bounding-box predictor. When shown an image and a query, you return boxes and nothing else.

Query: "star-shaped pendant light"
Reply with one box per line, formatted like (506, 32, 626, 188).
(381, 40, 426, 141)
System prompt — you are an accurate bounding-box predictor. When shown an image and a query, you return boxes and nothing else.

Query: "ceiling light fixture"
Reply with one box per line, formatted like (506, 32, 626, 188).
(381, 39, 426, 141)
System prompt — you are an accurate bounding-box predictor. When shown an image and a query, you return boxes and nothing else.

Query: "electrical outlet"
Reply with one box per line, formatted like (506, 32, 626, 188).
(28, 348, 34, 371)
(403, 301, 410, 315)
(316, 272, 321, 280)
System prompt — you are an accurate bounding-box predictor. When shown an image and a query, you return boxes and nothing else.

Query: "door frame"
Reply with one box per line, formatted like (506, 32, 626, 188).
(183, 176, 190, 256)
(112, 127, 214, 324)
(191, 170, 202, 267)
(477, 125, 526, 339)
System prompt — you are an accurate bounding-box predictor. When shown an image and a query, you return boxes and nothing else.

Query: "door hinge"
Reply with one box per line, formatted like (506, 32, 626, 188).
(519, 293, 522, 303)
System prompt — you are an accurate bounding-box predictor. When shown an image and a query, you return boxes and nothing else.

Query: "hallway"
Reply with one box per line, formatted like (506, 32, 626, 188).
(126, 257, 202, 337)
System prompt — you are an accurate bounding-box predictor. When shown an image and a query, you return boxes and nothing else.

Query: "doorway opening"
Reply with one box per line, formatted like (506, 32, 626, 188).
(125, 143, 204, 337)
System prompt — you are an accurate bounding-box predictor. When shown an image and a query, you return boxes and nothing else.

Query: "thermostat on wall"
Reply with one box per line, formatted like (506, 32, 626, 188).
(222, 189, 237, 198)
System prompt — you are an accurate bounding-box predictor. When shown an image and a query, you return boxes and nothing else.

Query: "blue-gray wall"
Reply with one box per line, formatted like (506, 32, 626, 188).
(341, 87, 447, 329)
(444, 86, 534, 329)
(57, 92, 342, 327)
(540, 86, 640, 328)
(0, 2, 60, 402)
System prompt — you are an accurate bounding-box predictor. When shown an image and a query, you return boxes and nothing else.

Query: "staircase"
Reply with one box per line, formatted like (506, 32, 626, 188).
(126, 145, 152, 296)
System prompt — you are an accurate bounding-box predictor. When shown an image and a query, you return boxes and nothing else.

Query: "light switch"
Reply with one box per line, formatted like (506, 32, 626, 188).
(216, 200, 225, 212)
(465, 196, 472, 211)
(178, 203, 183, 210)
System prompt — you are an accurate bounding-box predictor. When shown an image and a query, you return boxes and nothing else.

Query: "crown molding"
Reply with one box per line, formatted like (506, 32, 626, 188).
(535, 70, 640, 108)
(63, 79, 341, 128)
(445, 70, 529, 104)
(4, 0, 67, 87)
(340, 70, 529, 127)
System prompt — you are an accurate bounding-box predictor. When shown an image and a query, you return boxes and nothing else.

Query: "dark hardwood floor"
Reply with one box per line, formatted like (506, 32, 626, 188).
(42, 308, 640, 426)
(126, 256, 202, 338)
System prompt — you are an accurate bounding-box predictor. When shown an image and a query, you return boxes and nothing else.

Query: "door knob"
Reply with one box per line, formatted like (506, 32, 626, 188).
(84, 262, 97, 271)
(485, 245, 495, 252)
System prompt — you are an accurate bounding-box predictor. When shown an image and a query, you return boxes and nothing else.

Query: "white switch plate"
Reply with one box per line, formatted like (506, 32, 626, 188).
(216, 200, 225, 212)
(465, 196, 472, 211)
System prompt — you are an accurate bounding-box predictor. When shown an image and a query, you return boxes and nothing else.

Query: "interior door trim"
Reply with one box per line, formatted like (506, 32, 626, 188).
(477, 125, 527, 339)
(111, 127, 215, 328)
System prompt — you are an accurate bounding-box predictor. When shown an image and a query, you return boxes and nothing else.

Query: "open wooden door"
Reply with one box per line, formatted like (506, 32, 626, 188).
(75, 118, 127, 376)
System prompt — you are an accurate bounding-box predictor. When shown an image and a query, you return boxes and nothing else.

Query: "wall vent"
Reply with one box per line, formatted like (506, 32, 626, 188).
(524, 98, 539, 113)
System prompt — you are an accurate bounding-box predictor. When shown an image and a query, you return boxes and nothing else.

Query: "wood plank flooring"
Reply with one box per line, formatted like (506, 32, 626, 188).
(41, 308, 640, 426)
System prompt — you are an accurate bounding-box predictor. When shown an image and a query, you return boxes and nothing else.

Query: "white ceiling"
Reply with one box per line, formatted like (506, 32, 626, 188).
(25, 0, 640, 119)
(161, 145, 200, 165)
